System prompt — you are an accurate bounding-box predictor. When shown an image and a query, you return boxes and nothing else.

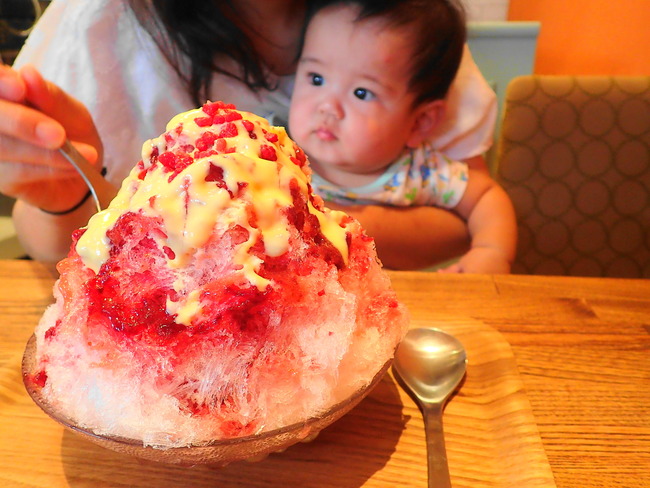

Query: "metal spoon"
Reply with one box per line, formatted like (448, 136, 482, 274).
(58, 139, 102, 213)
(392, 327, 467, 488)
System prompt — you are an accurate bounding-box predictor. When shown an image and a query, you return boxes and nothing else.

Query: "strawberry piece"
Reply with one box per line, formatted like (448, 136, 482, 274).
(194, 116, 213, 127)
(215, 138, 228, 153)
(202, 101, 224, 116)
(265, 132, 279, 143)
(196, 131, 218, 151)
(194, 149, 218, 159)
(259, 145, 277, 161)
(225, 112, 243, 122)
(205, 164, 233, 197)
(218, 123, 239, 138)
(158, 151, 177, 171)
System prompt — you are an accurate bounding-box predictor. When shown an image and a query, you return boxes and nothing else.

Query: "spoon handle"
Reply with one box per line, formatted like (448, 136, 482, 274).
(422, 402, 452, 488)
(58, 140, 103, 213)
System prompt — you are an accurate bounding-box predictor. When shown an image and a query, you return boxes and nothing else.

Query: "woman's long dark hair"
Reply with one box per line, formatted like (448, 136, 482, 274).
(127, 0, 278, 107)
(128, 0, 465, 107)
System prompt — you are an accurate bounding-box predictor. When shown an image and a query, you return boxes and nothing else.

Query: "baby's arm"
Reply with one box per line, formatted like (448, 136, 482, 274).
(326, 202, 471, 269)
(438, 169, 517, 274)
(325, 155, 499, 271)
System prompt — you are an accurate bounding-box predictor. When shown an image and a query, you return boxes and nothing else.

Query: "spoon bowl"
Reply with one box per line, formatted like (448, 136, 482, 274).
(392, 327, 467, 488)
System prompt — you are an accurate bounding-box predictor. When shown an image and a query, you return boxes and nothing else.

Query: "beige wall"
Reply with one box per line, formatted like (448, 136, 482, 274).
(508, 0, 650, 75)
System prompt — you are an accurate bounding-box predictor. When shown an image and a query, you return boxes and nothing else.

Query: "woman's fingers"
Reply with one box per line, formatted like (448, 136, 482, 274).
(0, 65, 99, 151)
(0, 132, 68, 168)
(20, 65, 101, 148)
(0, 65, 104, 208)
(0, 65, 67, 149)
(0, 98, 65, 149)
(0, 65, 25, 101)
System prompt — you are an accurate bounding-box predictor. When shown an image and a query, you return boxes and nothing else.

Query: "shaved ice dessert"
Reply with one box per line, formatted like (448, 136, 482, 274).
(26, 101, 409, 450)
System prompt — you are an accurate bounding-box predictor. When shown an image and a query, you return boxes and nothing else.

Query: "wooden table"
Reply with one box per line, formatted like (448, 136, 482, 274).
(1, 259, 648, 487)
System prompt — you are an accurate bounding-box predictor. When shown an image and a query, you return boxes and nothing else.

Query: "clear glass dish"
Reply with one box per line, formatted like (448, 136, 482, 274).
(22, 334, 390, 466)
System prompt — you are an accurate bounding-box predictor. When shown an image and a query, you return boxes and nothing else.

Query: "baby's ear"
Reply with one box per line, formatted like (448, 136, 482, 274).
(406, 99, 446, 148)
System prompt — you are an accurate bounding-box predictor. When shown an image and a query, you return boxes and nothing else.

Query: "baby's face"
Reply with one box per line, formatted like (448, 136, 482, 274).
(289, 4, 421, 180)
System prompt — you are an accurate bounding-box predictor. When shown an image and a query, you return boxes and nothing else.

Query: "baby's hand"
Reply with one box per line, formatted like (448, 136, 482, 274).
(437, 247, 512, 274)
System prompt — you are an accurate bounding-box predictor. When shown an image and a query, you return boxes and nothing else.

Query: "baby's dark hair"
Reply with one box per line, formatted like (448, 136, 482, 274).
(305, 0, 467, 105)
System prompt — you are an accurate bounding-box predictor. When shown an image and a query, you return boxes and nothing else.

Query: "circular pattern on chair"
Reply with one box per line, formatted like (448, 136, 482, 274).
(497, 75, 650, 278)
(532, 258, 566, 276)
(572, 220, 607, 254)
(580, 99, 617, 136)
(535, 221, 569, 256)
(539, 142, 574, 178)
(507, 186, 536, 219)
(577, 141, 612, 177)
(541, 100, 577, 138)
(503, 105, 540, 141)
(538, 182, 573, 217)
(618, 99, 650, 135)
(569, 257, 605, 277)
(538, 77, 576, 98)
(516, 225, 534, 259)
(574, 180, 609, 216)
(613, 180, 647, 215)
(578, 77, 614, 96)
(616, 76, 650, 95)
(506, 76, 538, 102)
(616, 141, 649, 176)
(498, 146, 536, 182)
(609, 219, 643, 254)
(606, 257, 643, 278)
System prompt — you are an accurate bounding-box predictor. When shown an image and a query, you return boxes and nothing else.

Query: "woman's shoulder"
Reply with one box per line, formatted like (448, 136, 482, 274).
(428, 45, 497, 160)
(16, 0, 128, 48)
(14, 0, 140, 74)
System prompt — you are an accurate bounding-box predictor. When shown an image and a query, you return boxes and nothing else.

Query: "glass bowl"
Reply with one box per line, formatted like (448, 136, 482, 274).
(22, 334, 391, 466)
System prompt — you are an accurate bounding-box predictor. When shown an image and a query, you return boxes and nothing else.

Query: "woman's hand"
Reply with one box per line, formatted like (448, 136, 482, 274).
(0, 64, 103, 211)
(1, 64, 118, 264)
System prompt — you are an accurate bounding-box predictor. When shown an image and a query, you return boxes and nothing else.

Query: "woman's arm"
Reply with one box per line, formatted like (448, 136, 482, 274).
(12, 190, 111, 264)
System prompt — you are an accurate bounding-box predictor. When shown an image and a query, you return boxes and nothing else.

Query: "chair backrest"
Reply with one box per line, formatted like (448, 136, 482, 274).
(495, 75, 650, 278)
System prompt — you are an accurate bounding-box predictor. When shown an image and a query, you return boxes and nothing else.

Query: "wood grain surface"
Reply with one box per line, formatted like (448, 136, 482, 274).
(1, 260, 649, 487)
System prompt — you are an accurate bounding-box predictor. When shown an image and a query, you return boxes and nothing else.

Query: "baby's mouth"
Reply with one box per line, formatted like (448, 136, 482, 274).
(315, 127, 337, 141)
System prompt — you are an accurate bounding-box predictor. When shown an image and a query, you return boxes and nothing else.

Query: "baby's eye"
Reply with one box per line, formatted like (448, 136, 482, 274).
(309, 73, 324, 86)
(353, 88, 375, 101)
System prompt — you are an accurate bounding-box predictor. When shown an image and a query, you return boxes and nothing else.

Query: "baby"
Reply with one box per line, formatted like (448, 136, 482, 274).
(288, 0, 516, 273)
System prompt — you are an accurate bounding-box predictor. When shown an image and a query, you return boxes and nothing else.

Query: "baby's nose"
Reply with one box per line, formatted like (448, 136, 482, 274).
(318, 97, 344, 119)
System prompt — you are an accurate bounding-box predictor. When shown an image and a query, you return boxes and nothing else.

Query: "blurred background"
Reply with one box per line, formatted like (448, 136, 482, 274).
(0, 0, 50, 64)
(1, 0, 648, 75)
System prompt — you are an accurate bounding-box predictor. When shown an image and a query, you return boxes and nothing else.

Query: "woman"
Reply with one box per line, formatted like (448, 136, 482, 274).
(0, 0, 496, 267)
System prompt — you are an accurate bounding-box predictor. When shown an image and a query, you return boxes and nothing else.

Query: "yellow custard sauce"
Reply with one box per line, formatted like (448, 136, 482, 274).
(75, 103, 350, 322)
